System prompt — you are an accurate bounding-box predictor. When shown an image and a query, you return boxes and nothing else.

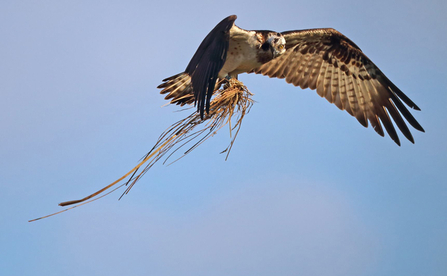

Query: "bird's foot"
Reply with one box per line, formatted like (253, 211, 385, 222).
(222, 76, 242, 89)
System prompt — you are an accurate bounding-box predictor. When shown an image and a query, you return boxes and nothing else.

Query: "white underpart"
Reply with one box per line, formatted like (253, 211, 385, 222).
(218, 26, 262, 78)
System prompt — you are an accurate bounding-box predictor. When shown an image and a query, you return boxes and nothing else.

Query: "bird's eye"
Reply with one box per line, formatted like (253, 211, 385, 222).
(279, 45, 285, 50)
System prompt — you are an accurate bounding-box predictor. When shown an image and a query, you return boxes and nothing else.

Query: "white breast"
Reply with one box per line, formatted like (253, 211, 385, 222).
(218, 26, 262, 78)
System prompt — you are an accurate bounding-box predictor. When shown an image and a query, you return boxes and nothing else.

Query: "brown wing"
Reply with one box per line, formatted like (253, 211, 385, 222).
(253, 28, 424, 145)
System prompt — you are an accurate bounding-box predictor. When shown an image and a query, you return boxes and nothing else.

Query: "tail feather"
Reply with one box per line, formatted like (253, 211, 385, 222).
(158, 73, 195, 106)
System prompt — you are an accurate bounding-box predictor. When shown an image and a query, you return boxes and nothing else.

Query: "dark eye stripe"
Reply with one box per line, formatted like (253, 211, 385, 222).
(261, 42, 270, 51)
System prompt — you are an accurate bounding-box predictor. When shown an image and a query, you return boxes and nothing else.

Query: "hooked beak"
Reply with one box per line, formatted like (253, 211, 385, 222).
(271, 48, 281, 59)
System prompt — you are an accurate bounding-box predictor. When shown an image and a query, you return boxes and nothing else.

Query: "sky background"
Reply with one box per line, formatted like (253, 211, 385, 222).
(2, 1, 447, 275)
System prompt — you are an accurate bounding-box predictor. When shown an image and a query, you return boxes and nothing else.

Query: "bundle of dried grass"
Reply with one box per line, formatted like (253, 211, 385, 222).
(29, 79, 253, 221)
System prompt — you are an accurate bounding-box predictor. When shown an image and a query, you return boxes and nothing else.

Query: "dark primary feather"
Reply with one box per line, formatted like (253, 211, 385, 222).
(184, 15, 237, 119)
(253, 28, 424, 145)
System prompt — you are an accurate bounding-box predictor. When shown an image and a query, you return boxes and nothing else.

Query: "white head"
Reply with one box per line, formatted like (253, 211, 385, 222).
(256, 31, 287, 63)
(266, 32, 286, 58)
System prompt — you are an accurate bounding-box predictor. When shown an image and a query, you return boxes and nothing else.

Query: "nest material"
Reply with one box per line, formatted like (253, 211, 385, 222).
(120, 78, 253, 196)
(29, 79, 253, 221)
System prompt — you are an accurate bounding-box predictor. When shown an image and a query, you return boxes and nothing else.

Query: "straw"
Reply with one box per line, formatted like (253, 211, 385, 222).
(29, 79, 253, 222)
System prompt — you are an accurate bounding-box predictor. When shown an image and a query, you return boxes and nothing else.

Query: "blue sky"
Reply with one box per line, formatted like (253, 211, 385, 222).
(2, 1, 446, 275)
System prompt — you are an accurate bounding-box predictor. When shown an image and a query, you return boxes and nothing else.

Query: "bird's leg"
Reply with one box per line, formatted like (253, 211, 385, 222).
(216, 77, 229, 90)
(220, 75, 231, 89)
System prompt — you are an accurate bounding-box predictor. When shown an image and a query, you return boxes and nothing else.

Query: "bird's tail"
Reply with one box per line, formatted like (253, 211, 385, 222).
(158, 73, 195, 106)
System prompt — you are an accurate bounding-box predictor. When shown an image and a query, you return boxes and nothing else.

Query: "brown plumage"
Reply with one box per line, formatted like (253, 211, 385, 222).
(159, 15, 424, 145)
(253, 28, 424, 145)
(158, 73, 195, 106)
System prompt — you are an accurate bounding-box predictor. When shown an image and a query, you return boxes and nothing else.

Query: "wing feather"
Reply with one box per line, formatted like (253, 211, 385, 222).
(307, 54, 322, 90)
(184, 15, 237, 118)
(331, 64, 341, 104)
(253, 28, 424, 144)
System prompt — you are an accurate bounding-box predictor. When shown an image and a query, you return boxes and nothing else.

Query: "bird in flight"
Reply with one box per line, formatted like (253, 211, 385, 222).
(28, 15, 427, 221)
(158, 15, 424, 145)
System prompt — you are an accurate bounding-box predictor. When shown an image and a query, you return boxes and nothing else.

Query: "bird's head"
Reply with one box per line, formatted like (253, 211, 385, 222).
(260, 32, 286, 59)
(256, 31, 286, 64)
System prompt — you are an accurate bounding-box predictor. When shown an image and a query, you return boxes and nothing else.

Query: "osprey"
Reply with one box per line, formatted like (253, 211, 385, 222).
(29, 16, 426, 220)
(158, 15, 424, 145)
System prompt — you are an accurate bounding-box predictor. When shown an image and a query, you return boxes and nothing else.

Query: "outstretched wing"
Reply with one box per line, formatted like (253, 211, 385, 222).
(253, 28, 424, 145)
(184, 15, 236, 119)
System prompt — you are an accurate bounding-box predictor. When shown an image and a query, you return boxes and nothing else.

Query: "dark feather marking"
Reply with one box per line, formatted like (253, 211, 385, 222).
(261, 42, 270, 51)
